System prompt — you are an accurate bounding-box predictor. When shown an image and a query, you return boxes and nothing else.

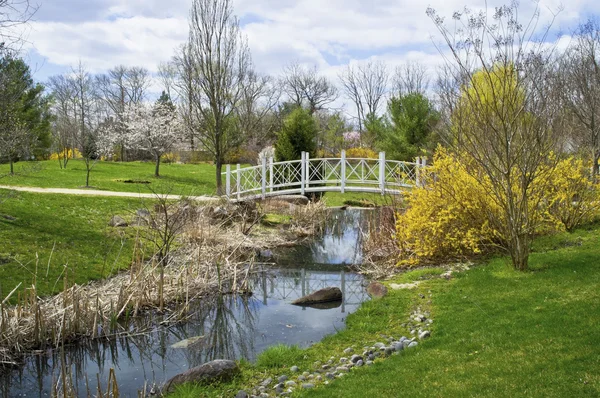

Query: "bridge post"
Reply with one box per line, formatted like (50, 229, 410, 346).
(341, 150, 346, 193)
(261, 156, 267, 199)
(226, 164, 231, 199)
(379, 152, 386, 195)
(236, 164, 241, 201)
(301, 152, 306, 196)
(420, 157, 427, 187)
(305, 152, 310, 190)
(415, 157, 420, 187)
(269, 157, 274, 193)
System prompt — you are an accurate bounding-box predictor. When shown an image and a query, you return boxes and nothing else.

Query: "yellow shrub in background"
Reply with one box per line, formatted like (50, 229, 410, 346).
(395, 149, 600, 266)
(395, 148, 498, 266)
(543, 157, 600, 231)
(49, 148, 82, 161)
(162, 152, 181, 164)
(344, 147, 378, 159)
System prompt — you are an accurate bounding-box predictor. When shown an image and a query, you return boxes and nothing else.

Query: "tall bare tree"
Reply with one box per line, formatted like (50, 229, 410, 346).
(0, 0, 38, 51)
(428, 3, 562, 270)
(282, 62, 338, 114)
(70, 62, 104, 187)
(339, 60, 388, 133)
(235, 70, 279, 146)
(47, 74, 79, 168)
(393, 61, 429, 97)
(186, 0, 251, 194)
(172, 43, 197, 151)
(561, 18, 600, 175)
(95, 65, 150, 161)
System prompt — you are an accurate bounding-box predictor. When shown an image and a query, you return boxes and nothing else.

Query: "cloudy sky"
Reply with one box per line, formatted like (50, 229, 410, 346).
(19, 0, 600, 99)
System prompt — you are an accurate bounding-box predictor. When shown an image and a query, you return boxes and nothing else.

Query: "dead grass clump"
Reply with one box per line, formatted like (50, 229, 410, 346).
(0, 196, 328, 366)
(359, 206, 402, 278)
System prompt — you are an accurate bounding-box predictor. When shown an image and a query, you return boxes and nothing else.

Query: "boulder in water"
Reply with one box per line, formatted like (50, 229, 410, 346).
(291, 287, 342, 305)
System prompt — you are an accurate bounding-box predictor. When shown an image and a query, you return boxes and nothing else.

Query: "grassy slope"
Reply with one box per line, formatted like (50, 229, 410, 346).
(171, 225, 600, 398)
(0, 160, 218, 195)
(0, 161, 402, 206)
(0, 189, 142, 300)
(300, 226, 600, 398)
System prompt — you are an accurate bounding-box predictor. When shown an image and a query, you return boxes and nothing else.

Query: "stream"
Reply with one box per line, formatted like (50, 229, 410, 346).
(1, 208, 375, 397)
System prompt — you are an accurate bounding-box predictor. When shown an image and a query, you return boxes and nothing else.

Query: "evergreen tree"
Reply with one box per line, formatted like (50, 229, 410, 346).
(275, 107, 317, 161)
(0, 55, 52, 174)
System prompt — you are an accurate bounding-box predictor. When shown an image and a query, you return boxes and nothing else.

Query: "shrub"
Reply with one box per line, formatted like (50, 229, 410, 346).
(49, 148, 82, 161)
(544, 157, 600, 231)
(395, 148, 497, 266)
(162, 152, 181, 164)
(344, 147, 378, 159)
(395, 149, 600, 266)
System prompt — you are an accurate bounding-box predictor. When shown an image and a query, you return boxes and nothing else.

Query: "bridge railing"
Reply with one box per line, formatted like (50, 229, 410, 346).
(223, 151, 427, 200)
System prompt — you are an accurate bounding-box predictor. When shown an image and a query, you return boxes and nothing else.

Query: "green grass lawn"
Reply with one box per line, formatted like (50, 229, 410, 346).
(0, 160, 219, 195)
(170, 224, 600, 397)
(0, 160, 399, 206)
(0, 189, 143, 300)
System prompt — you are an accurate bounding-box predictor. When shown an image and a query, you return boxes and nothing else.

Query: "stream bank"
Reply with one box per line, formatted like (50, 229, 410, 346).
(1, 207, 380, 397)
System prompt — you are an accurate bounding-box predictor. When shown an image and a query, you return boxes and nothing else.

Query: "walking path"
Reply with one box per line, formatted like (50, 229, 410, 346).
(0, 185, 220, 202)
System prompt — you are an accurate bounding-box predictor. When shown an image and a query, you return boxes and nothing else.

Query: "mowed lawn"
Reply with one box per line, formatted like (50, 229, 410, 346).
(172, 223, 600, 398)
(0, 190, 143, 300)
(0, 160, 219, 195)
(0, 160, 397, 205)
(298, 227, 600, 398)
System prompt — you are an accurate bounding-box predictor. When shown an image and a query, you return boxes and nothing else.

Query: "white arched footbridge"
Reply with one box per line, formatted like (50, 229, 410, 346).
(223, 151, 427, 201)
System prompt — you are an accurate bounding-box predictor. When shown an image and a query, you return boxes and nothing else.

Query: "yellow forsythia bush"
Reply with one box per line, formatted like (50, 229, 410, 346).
(395, 148, 497, 266)
(543, 157, 600, 231)
(396, 149, 600, 266)
(344, 147, 378, 159)
(162, 152, 181, 164)
(49, 148, 82, 161)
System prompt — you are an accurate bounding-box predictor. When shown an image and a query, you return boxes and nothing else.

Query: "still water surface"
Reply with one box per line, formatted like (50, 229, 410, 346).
(1, 209, 374, 397)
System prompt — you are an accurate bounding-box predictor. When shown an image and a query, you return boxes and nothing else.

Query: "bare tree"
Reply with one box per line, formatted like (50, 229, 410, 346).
(428, 3, 562, 270)
(393, 61, 429, 97)
(171, 43, 198, 151)
(95, 65, 151, 161)
(561, 18, 600, 175)
(339, 60, 388, 132)
(0, 0, 38, 51)
(282, 62, 338, 114)
(158, 61, 179, 102)
(186, 0, 251, 194)
(70, 62, 107, 187)
(235, 71, 280, 145)
(47, 74, 79, 168)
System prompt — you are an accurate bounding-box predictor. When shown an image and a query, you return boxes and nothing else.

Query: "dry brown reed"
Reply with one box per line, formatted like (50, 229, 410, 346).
(358, 206, 402, 278)
(0, 198, 328, 367)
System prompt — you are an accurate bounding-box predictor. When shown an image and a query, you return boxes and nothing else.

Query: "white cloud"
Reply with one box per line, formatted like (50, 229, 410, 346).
(24, 0, 600, 109)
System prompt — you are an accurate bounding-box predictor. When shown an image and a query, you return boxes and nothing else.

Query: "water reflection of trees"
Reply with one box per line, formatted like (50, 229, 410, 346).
(0, 294, 260, 397)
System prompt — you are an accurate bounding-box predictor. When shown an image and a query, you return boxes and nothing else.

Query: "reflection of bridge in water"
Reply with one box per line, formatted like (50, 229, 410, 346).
(252, 268, 368, 313)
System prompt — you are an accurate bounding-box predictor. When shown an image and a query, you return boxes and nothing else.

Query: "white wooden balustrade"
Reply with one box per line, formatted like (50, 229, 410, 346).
(223, 151, 427, 201)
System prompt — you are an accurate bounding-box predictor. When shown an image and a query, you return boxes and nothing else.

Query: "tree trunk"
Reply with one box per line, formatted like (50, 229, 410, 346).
(509, 232, 530, 271)
(155, 154, 161, 178)
(215, 160, 223, 195)
(9, 159, 14, 175)
(85, 163, 91, 187)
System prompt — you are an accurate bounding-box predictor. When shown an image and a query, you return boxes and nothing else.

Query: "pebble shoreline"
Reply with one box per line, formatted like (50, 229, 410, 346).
(236, 308, 432, 398)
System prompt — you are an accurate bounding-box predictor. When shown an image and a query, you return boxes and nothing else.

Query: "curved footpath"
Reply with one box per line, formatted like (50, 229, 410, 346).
(0, 185, 220, 202)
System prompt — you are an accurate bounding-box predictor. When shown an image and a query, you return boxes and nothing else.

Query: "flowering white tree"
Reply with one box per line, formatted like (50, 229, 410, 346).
(125, 101, 182, 177)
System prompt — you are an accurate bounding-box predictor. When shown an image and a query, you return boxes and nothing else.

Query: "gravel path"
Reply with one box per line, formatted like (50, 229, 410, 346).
(0, 185, 220, 203)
